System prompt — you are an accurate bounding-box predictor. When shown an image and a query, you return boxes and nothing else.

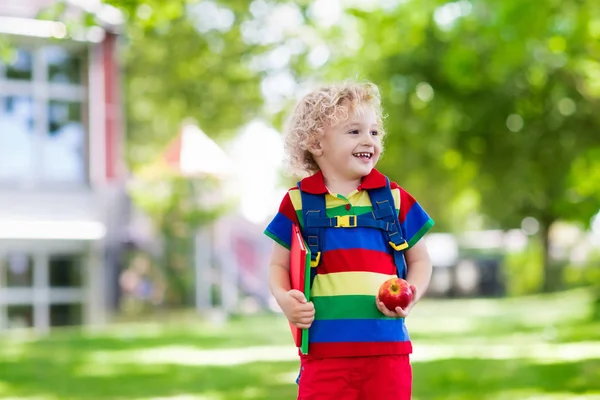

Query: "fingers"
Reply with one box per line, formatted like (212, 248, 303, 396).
(376, 299, 400, 318)
(375, 297, 413, 318)
(294, 321, 312, 329)
(288, 289, 307, 303)
(284, 291, 315, 328)
(290, 301, 315, 328)
(395, 306, 409, 318)
(296, 302, 315, 314)
(295, 309, 315, 319)
(410, 285, 417, 297)
(298, 306, 315, 314)
(292, 309, 315, 329)
(294, 301, 314, 315)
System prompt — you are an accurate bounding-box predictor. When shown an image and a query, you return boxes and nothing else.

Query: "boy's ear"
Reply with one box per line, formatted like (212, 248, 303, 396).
(308, 140, 323, 157)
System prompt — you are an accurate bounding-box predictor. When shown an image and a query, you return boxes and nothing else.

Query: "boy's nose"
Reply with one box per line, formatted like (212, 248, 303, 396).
(362, 132, 375, 144)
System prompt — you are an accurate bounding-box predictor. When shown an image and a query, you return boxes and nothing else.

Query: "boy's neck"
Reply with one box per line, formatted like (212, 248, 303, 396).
(323, 175, 362, 197)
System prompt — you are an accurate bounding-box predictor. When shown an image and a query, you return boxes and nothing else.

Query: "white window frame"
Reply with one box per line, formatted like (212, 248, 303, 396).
(0, 241, 89, 332)
(0, 38, 90, 190)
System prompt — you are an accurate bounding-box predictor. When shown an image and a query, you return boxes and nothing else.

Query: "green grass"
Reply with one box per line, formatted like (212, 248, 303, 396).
(1, 289, 600, 399)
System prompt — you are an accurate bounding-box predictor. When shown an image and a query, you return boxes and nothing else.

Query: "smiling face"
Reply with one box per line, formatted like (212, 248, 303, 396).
(312, 102, 382, 183)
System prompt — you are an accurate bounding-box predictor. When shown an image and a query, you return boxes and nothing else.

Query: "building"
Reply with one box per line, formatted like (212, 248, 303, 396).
(0, 0, 127, 332)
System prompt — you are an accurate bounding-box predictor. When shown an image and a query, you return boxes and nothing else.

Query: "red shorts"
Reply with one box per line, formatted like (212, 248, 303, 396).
(297, 355, 412, 400)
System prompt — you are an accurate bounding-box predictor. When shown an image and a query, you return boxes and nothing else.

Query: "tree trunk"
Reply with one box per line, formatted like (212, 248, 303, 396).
(593, 288, 600, 321)
(161, 227, 188, 307)
(540, 218, 561, 293)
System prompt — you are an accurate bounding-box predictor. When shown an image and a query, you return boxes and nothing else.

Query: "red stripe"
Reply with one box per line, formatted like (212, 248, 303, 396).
(399, 187, 417, 222)
(303, 341, 412, 359)
(319, 249, 396, 275)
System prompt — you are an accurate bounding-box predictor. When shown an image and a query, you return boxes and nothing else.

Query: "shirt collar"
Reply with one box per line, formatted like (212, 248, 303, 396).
(299, 168, 387, 194)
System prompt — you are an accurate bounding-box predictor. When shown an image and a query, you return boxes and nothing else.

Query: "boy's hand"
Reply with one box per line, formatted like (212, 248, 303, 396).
(278, 289, 315, 329)
(376, 285, 417, 318)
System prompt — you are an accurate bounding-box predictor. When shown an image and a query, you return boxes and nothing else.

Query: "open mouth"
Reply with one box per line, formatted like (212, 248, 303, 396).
(353, 152, 373, 159)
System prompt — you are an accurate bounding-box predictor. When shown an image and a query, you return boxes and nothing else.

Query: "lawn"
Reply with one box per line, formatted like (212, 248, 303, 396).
(1, 289, 600, 400)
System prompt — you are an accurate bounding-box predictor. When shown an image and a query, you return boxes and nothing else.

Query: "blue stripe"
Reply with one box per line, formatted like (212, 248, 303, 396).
(401, 203, 431, 243)
(322, 227, 390, 253)
(309, 318, 409, 343)
(264, 212, 292, 248)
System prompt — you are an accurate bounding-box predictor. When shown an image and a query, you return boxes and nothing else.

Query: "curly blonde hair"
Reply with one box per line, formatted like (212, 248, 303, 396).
(283, 81, 387, 177)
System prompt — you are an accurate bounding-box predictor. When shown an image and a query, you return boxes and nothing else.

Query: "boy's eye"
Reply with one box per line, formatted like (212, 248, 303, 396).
(349, 130, 359, 135)
(371, 130, 378, 136)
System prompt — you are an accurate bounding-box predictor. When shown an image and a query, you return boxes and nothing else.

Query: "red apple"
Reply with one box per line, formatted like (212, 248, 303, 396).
(378, 278, 413, 311)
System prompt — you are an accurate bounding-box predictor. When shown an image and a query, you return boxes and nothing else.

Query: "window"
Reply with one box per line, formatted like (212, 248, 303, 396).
(3, 253, 34, 287)
(49, 255, 83, 288)
(5, 49, 33, 81)
(0, 96, 35, 181)
(7, 305, 34, 328)
(50, 304, 82, 327)
(1, 251, 86, 331)
(0, 44, 88, 186)
(47, 46, 82, 84)
(44, 100, 85, 182)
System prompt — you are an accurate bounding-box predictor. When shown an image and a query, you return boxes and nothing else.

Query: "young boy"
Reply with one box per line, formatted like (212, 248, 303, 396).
(264, 81, 434, 399)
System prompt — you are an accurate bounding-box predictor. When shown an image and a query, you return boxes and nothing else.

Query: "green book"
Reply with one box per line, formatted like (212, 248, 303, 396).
(289, 223, 312, 355)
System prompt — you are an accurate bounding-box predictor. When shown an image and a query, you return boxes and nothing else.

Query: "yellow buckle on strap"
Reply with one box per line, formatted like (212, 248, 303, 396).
(389, 240, 408, 251)
(335, 215, 357, 228)
(310, 252, 321, 268)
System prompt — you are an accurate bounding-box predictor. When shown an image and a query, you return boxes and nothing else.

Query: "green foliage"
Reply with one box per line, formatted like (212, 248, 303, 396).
(128, 174, 233, 307)
(308, 0, 600, 234)
(564, 263, 600, 289)
(291, 0, 600, 293)
(30, 0, 600, 296)
(1, 291, 599, 398)
(121, 3, 268, 169)
(0, 35, 16, 63)
(33, 0, 280, 306)
(37, 0, 278, 169)
(504, 241, 544, 295)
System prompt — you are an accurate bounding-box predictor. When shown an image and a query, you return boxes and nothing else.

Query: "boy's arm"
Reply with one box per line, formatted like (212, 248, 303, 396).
(268, 241, 315, 329)
(404, 240, 433, 303)
(376, 240, 432, 318)
(268, 241, 292, 302)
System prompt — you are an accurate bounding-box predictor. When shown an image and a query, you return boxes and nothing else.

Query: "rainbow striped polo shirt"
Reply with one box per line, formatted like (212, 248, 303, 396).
(265, 168, 434, 358)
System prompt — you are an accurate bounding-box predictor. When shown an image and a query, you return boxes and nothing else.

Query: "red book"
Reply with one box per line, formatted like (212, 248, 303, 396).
(289, 223, 312, 355)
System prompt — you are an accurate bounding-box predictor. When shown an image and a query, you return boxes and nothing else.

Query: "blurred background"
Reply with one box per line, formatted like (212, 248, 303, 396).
(0, 0, 599, 399)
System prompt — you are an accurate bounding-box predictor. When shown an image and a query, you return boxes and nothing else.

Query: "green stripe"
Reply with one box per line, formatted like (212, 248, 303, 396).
(408, 218, 435, 248)
(264, 229, 290, 250)
(296, 205, 376, 222)
(297, 206, 405, 226)
(295, 210, 304, 229)
(326, 205, 373, 217)
(313, 295, 398, 320)
(295, 203, 403, 226)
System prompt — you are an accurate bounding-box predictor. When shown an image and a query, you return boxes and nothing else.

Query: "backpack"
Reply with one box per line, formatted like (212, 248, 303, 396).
(297, 176, 408, 288)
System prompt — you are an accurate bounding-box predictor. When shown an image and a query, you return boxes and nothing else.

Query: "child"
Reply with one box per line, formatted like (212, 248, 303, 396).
(264, 81, 434, 400)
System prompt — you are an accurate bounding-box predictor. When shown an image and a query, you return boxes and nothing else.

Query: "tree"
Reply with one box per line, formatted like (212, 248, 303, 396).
(39, 0, 290, 168)
(114, 0, 270, 170)
(33, 0, 304, 308)
(296, 0, 600, 291)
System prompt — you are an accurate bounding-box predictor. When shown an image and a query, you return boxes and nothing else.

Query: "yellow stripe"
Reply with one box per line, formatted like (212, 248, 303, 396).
(289, 189, 302, 211)
(391, 187, 401, 210)
(343, 190, 372, 208)
(290, 189, 374, 210)
(311, 271, 397, 297)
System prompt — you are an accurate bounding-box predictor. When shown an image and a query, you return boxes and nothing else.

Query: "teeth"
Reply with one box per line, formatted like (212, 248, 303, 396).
(353, 153, 371, 158)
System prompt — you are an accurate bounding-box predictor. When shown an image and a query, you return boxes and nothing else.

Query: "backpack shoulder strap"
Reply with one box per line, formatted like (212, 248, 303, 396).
(367, 177, 409, 279)
(296, 181, 325, 287)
